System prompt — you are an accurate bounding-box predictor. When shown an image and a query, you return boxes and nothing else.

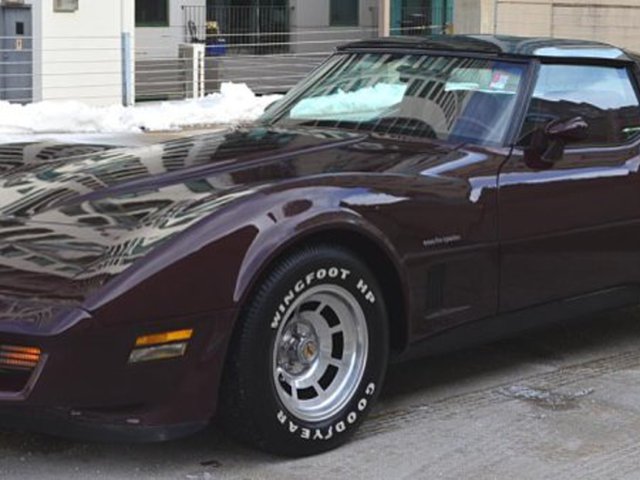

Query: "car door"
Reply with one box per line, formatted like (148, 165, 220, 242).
(498, 61, 640, 312)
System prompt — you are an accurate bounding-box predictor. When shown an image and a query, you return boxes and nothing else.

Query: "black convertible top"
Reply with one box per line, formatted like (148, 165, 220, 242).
(339, 34, 638, 63)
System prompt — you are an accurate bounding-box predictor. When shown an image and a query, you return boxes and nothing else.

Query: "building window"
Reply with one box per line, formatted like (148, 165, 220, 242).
(136, 0, 169, 27)
(53, 0, 79, 13)
(330, 0, 359, 27)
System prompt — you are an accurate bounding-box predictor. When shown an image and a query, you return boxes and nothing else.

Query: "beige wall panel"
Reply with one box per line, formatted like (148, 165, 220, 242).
(453, 1, 640, 52)
(552, 5, 640, 51)
(496, 3, 552, 37)
(453, 0, 482, 34)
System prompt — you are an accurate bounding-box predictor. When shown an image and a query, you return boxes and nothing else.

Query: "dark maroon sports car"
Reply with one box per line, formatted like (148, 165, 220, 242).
(1, 34, 640, 456)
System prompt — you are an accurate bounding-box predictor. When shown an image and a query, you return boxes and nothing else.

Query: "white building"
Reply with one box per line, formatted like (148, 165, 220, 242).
(135, 0, 206, 58)
(0, 0, 135, 105)
(0, 0, 208, 105)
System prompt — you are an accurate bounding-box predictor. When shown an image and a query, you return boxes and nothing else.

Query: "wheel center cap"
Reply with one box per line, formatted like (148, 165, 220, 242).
(299, 339, 319, 363)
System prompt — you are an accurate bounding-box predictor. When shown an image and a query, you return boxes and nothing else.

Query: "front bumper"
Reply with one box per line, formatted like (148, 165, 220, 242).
(0, 305, 236, 442)
(0, 407, 207, 442)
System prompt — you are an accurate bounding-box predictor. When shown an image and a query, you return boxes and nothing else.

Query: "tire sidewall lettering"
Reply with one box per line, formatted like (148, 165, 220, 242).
(267, 255, 385, 445)
(270, 266, 377, 331)
(276, 381, 377, 441)
(227, 246, 389, 455)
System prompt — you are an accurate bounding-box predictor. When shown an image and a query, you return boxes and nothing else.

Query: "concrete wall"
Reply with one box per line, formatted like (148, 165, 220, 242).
(290, 0, 378, 54)
(455, 0, 640, 52)
(32, 0, 135, 105)
(291, 0, 377, 28)
(454, 0, 495, 35)
(453, 0, 481, 34)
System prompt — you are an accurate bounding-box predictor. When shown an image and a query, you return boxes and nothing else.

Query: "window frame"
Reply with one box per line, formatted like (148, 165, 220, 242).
(515, 59, 640, 150)
(330, 0, 360, 27)
(135, 0, 170, 28)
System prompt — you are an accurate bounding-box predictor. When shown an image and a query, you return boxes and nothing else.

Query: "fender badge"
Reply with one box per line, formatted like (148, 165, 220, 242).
(423, 235, 462, 248)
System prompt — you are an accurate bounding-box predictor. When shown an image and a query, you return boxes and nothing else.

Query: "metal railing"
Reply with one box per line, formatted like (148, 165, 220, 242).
(0, 35, 124, 105)
(182, 5, 291, 55)
(136, 3, 380, 100)
(0, 13, 454, 106)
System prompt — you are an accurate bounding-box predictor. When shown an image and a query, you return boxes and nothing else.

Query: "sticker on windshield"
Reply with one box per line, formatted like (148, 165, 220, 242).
(489, 72, 510, 91)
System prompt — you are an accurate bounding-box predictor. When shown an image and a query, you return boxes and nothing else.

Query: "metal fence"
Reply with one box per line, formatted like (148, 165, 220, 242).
(183, 5, 290, 55)
(0, 3, 452, 106)
(134, 4, 380, 102)
(0, 34, 125, 106)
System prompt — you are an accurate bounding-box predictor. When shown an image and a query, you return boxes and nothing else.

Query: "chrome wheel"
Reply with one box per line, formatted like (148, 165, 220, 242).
(222, 245, 389, 456)
(272, 284, 369, 422)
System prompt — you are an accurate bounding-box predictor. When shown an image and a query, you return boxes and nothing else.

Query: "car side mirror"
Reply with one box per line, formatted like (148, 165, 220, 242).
(524, 116, 589, 169)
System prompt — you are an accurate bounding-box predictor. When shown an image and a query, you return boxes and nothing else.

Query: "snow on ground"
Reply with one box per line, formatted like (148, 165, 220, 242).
(0, 83, 282, 135)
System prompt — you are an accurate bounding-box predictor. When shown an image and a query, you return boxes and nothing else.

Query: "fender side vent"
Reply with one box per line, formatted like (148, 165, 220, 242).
(426, 264, 446, 312)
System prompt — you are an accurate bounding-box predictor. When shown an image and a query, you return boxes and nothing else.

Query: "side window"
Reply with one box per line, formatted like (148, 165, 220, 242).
(519, 64, 640, 147)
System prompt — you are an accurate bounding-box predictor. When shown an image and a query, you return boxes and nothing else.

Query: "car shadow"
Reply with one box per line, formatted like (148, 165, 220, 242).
(381, 306, 640, 400)
(0, 307, 639, 475)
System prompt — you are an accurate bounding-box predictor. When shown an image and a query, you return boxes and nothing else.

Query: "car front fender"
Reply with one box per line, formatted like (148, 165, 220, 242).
(84, 185, 407, 328)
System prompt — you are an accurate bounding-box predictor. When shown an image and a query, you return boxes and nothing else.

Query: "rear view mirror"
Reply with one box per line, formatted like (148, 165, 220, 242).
(524, 116, 589, 169)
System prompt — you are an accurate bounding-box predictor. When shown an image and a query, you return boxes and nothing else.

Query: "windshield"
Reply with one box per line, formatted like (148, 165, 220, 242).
(262, 53, 527, 146)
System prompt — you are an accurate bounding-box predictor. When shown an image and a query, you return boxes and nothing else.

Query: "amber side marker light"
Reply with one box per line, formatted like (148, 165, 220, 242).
(0, 345, 42, 371)
(129, 329, 193, 364)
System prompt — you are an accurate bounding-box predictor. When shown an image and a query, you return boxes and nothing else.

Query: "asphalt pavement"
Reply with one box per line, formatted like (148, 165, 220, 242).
(2, 307, 640, 479)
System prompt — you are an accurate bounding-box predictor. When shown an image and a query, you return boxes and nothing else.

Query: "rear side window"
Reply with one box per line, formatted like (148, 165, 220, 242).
(519, 64, 640, 146)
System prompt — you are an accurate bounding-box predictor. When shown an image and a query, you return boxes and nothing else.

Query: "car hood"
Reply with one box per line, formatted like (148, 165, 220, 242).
(0, 128, 372, 218)
(0, 127, 461, 310)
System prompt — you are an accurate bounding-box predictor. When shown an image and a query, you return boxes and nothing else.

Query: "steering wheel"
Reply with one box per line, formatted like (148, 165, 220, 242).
(374, 116, 438, 139)
(451, 116, 494, 141)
